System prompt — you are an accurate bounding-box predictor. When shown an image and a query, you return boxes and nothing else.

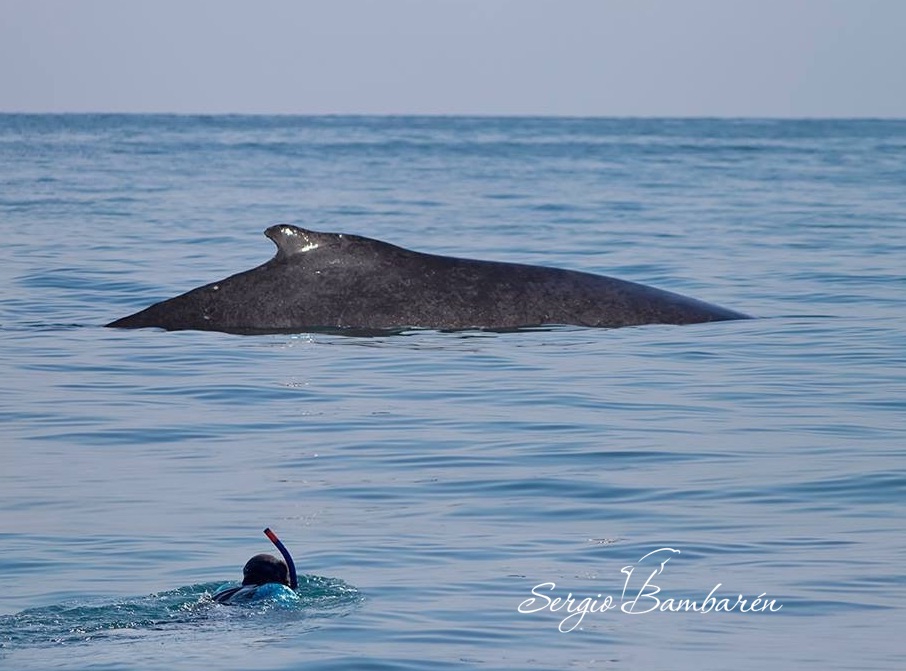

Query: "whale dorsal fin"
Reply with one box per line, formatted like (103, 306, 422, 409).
(265, 224, 416, 263)
(265, 225, 339, 260)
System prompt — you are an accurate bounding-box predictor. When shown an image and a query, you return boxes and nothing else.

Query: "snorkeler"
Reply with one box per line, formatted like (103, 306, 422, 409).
(212, 528, 300, 604)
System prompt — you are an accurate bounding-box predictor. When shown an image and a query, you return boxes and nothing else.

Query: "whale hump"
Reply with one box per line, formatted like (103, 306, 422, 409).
(108, 225, 751, 333)
(265, 224, 341, 259)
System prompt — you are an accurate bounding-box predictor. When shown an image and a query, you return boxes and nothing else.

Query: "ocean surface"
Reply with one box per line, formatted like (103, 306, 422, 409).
(0, 115, 904, 670)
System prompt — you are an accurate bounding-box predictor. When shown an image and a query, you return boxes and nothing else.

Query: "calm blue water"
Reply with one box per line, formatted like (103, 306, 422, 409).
(1, 115, 904, 670)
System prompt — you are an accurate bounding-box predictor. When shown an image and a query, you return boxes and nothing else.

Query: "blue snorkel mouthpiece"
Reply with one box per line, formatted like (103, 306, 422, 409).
(264, 527, 298, 590)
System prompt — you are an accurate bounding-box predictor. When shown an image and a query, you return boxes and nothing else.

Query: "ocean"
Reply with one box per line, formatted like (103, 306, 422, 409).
(0, 115, 903, 670)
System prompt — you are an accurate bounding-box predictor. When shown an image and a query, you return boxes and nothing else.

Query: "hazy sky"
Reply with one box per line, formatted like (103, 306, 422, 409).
(2, 0, 905, 116)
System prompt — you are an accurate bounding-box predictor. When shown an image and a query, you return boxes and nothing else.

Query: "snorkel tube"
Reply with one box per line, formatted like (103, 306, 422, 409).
(264, 527, 298, 590)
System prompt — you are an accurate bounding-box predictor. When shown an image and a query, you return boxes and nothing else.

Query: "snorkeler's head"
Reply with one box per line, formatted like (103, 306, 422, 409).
(242, 553, 291, 586)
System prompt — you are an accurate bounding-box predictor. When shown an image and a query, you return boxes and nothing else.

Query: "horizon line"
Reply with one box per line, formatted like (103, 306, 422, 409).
(2, 110, 905, 122)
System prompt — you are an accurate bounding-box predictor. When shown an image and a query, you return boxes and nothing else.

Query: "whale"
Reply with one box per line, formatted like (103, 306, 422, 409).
(106, 224, 750, 334)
